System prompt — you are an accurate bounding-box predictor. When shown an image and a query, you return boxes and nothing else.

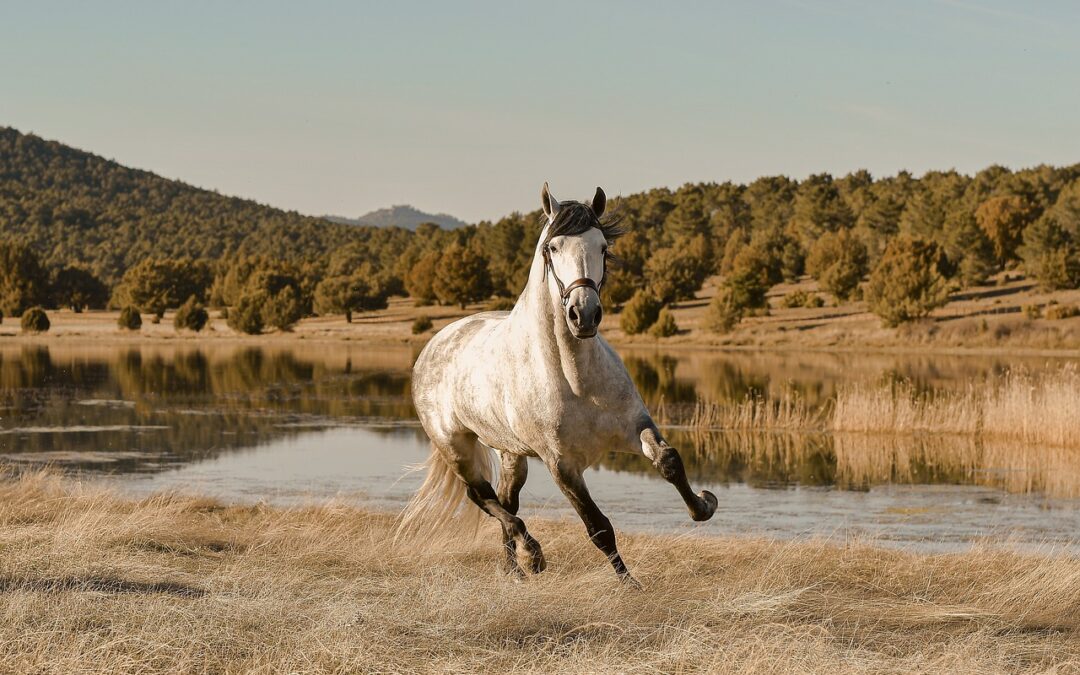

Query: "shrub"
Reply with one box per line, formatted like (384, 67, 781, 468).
(703, 286, 743, 333)
(1045, 304, 1079, 321)
(806, 230, 868, 301)
(865, 236, 950, 327)
(620, 291, 662, 335)
(648, 307, 679, 338)
(0, 309, 4, 324)
(20, 306, 50, 333)
(117, 306, 142, 331)
(804, 294, 825, 308)
(412, 315, 434, 334)
(782, 291, 809, 309)
(227, 293, 265, 335)
(174, 296, 209, 332)
(1022, 304, 1042, 320)
(486, 297, 516, 311)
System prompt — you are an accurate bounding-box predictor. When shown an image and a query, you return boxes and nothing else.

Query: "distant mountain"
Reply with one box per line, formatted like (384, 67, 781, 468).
(326, 205, 467, 231)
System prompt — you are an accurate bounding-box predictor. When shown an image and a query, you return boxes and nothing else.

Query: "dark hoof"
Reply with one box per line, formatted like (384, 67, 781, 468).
(619, 573, 643, 590)
(524, 537, 546, 574)
(691, 490, 718, 522)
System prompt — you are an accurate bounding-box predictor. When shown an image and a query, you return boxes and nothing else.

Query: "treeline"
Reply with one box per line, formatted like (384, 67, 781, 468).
(3, 127, 1080, 334)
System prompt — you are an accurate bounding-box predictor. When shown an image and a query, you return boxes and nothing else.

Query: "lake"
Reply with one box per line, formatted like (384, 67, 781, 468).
(1, 342, 1077, 552)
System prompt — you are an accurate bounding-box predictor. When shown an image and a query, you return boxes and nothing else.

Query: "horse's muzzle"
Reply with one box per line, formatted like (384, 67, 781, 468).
(566, 292, 602, 339)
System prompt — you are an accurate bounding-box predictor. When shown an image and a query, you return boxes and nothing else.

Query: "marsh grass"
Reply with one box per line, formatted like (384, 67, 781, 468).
(1, 472, 1078, 673)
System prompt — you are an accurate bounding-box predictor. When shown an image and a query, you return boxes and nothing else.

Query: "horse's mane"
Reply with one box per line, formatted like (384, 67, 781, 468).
(543, 201, 626, 244)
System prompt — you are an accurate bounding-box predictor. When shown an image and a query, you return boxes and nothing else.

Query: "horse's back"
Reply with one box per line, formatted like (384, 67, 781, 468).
(412, 311, 510, 437)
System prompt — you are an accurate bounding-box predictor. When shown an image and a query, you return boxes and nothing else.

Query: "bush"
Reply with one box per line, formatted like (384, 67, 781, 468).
(1045, 304, 1079, 321)
(412, 315, 434, 334)
(703, 286, 743, 333)
(117, 306, 142, 331)
(1023, 304, 1042, 320)
(227, 293, 265, 335)
(865, 236, 950, 327)
(174, 296, 209, 332)
(782, 291, 809, 309)
(20, 306, 50, 333)
(804, 294, 825, 308)
(486, 297, 516, 311)
(620, 291, 662, 335)
(648, 307, 679, 338)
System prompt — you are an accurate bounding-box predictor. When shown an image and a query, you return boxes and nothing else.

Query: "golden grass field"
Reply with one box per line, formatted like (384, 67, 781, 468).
(1, 472, 1078, 674)
(5, 273, 1080, 354)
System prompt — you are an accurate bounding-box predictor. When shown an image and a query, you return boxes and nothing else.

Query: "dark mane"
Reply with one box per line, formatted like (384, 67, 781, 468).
(543, 201, 626, 243)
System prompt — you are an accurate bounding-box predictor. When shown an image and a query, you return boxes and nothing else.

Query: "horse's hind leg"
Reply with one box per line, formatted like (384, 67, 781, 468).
(449, 438, 545, 576)
(640, 426, 718, 522)
(549, 459, 637, 585)
(496, 451, 530, 575)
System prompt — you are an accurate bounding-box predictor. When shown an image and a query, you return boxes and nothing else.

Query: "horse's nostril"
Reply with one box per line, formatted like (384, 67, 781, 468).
(595, 306, 603, 326)
(568, 306, 579, 323)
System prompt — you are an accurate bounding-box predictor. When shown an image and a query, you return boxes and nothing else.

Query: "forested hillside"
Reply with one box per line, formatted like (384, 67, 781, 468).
(0, 127, 410, 284)
(2, 126, 1080, 336)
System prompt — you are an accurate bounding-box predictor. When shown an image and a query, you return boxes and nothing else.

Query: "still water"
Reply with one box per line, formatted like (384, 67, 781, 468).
(1, 343, 1077, 552)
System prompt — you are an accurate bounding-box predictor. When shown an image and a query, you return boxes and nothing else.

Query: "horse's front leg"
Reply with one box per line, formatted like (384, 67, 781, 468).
(640, 425, 717, 522)
(549, 459, 638, 586)
(496, 451, 530, 576)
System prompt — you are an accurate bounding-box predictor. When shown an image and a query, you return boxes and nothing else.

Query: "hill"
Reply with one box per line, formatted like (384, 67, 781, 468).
(325, 205, 467, 230)
(0, 127, 411, 284)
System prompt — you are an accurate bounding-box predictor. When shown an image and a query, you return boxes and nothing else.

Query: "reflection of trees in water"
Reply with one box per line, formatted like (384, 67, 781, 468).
(595, 429, 1080, 499)
(0, 345, 417, 473)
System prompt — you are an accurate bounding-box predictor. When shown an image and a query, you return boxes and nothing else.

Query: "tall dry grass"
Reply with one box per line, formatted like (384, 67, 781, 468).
(0, 472, 1078, 673)
(833, 366, 1080, 447)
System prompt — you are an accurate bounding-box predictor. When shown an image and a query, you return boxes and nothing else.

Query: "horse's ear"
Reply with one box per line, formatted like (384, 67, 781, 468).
(591, 187, 606, 218)
(541, 182, 561, 222)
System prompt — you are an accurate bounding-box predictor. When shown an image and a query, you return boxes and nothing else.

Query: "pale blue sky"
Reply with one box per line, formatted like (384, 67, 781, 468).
(2, 1, 1078, 222)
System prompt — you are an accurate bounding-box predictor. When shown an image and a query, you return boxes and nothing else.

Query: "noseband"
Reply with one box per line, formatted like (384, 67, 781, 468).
(542, 245, 606, 307)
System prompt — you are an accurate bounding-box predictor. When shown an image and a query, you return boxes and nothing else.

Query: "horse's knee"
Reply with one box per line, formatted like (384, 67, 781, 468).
(655, 445, 687, 483)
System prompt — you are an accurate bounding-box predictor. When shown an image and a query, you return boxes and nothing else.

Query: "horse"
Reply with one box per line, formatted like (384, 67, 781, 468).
(400, 183, 717, 584)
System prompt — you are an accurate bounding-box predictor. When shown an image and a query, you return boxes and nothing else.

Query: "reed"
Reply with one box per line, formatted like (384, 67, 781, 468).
(1, 472, 1078, 673)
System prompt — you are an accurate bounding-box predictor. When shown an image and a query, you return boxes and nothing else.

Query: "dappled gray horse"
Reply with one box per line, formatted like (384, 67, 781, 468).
(401, 183, 717, 583)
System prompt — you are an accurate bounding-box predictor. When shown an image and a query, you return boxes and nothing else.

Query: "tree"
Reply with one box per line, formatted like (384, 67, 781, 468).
(942, 209, 997, 286)
(865, 236, 950, 327)
(433, 242, 492, 309)
(1019, 214, 1080, 290)
(805, 230, 868, 301)
(645, 235, 711, 304)
(703, 286, 743, 333)
(788, 173, 854, 247)
(619, 291, 662, 335)
(50, 265, 109, 312)
(725, 246, 772, 311)
(118, 258, 212, 318)
(227, 293, 265, 335)
(174, 296, 209, 332)
(0, 242, 49, 317)
(314, 265, 390, 322)
(975, 195, 1037, 264)
(406, 250, 442, 305)
(648, 307, 679, 337)
(263, 286, 303, 331)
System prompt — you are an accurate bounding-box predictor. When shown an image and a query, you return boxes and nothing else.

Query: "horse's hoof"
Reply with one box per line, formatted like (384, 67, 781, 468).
(619, 573, 643, 590)
(525, 538, 546, 574)
(692, 490, 718, 522)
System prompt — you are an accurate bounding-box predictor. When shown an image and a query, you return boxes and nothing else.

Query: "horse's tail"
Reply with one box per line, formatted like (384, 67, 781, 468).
(395, 441, 493, 543)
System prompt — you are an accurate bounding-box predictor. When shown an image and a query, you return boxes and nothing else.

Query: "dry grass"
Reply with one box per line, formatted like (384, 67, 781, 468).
(1, 473, 1078, 673)
(833, 367, 1080, 448)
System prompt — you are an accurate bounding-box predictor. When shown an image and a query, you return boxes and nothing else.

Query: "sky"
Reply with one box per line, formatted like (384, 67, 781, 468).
(2, 1, 1079, 223)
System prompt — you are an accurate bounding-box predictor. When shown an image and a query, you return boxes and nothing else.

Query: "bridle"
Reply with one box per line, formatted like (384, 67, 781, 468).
(542, 241, 606, 307)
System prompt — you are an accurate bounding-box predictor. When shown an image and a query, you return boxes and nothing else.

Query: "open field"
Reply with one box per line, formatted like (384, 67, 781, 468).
(5, 273, 1080, 355)
(1, 473, 1078, 673)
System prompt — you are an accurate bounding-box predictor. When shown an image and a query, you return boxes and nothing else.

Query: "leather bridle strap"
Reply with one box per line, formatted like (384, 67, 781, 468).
(543, 246, 605, 306)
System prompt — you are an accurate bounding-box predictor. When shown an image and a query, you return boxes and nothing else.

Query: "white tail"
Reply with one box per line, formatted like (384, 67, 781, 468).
(395, 442, 494, 543)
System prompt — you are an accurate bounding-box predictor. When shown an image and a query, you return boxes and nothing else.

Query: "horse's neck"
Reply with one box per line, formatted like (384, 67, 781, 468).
(510, 252, 602, 395)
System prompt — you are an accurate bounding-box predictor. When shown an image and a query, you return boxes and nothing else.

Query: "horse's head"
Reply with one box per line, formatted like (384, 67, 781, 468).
(539, 183, 621, 340)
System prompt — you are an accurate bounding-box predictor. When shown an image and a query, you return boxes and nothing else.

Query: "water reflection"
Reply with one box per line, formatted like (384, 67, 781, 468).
(0, 343, 1077, 501)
